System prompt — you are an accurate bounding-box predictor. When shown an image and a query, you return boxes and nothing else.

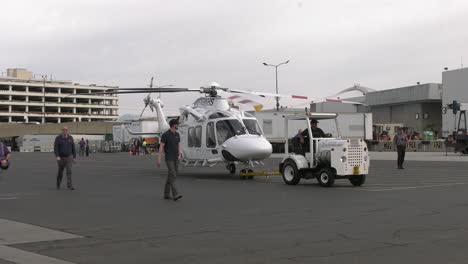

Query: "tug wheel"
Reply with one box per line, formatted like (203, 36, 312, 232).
(317, 168, 336, 187)
(282, 160, 301, 185)
(349, 174, 366, 186)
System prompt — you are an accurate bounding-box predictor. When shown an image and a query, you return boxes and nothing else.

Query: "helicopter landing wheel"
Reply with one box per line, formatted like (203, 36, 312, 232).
(227, 163, 236, 175)
(240, 169, 247, 180)
(247, 169, 254, 180)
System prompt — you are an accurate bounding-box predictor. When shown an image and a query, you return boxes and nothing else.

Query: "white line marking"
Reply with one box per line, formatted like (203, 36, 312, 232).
(0, 197, 18, 200)
(367, 183, 467, 192)
(0, 219, 82, 264)
(0, 245, 74, 264)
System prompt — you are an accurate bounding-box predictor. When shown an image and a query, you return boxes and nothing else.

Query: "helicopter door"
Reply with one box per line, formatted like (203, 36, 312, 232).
(206, 122, 217, 148)
(206, 122, 219, 158)
(186, 126, 202, 160)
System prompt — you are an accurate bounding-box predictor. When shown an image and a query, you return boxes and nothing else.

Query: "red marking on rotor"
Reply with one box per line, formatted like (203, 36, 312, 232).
(326, 98, 342, 103)
(228, 95, 241, 100)
(238, 99, 253, 104)
(292, 95, 308, 99)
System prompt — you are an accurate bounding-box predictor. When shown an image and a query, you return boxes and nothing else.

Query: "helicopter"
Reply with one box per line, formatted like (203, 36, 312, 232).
(95, 82, 362, 179)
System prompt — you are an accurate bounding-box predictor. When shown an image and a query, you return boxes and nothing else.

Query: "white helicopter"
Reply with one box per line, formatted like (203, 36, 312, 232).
(98, 82, 304, 178)
(98, 82, 361, 179)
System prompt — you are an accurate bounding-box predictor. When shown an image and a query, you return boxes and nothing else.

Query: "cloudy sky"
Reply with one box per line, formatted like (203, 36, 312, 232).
(1, 0, 467, 116)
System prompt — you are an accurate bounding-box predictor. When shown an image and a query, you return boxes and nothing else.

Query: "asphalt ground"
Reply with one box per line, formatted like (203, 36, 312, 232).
(1, 152, 468, 263)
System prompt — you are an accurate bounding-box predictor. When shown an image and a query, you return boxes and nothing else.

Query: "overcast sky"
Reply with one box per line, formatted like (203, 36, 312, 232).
(1, 0, 467, 115)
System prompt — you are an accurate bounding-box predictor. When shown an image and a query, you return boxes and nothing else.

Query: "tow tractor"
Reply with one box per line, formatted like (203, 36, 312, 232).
(279, 111, 370, 187)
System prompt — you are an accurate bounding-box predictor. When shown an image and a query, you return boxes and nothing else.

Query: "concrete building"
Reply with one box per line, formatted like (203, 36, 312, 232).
(311, 83, 444, 137)
(366, 83, 443, 136)
(0, 68, 118, 123)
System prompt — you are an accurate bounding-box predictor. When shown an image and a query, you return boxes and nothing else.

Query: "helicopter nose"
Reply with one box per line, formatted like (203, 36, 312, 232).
(221, 135, 272, 162)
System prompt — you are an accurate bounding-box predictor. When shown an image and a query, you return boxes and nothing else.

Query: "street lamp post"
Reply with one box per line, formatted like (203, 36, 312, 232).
(263, 60, 289, 111)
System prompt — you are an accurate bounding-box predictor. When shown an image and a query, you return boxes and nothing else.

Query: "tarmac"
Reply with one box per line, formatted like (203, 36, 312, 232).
(1, 152, 468, 263)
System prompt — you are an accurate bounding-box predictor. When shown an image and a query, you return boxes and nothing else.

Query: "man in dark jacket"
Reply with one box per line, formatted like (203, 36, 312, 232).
(393, 128, 408, 169)
(299, 119, 326, 153)
(54, 127, 76, 190)
(157, 119, 183, 201)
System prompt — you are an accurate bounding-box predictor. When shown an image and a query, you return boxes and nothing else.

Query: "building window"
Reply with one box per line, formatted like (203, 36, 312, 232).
(423, 112, 429, 119)
(263, 119, 273, 134)
(415, 113, 419, 120)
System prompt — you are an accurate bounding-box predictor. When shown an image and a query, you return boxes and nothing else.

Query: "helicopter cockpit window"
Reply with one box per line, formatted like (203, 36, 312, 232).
(206, 122, 216, 148)
(243, 119, 262, 135)
(209, 112, 229, 119)
(216, 119, 246, 145)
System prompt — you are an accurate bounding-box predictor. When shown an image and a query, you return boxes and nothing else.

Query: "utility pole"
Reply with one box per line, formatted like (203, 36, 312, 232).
(263, 60, 290, 111)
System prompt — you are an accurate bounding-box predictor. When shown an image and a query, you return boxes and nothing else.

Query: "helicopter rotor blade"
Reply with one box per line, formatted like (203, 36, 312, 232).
(223, 87, 364, 105)
(139, 105, 148, 117)
(225, 88, 311, 100)
(103, 87, 197, 92)
(311, 98, 366, 105)
(87, 88, 201, 95)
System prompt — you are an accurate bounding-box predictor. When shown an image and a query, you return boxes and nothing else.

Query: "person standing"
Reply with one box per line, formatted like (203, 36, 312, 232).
(292, 129, 304, 155)
(79, 138, 86, 157)
(0, 141, 11, 171)
(157, 119, 183, 201)
(393, 128, 408, 169)
(54, 127, 76, 190)
(300, 119, 326, 153)
(142, 140, 147, 155)
(135, 139, 140, 156)
(85, 139, 90, 157)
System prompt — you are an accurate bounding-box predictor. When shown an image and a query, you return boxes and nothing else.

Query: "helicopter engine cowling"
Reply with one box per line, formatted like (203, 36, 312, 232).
(221, 134, 272, 162)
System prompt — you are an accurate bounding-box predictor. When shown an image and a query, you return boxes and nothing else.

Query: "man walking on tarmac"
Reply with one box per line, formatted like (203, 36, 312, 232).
(79, 138, 86, 157)
(54, 127, 76, 190)
(157, 119, 183, 201)
(393, 128, 408, 169)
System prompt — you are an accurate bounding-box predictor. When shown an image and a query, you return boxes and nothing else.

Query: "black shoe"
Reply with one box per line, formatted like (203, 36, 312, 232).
(67, 187, 75, 190)
(164, 196, 172, 200)
(173, 195, 183, 201)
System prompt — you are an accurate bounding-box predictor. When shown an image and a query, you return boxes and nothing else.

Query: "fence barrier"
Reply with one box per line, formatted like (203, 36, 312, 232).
(366, 140, 452, 152)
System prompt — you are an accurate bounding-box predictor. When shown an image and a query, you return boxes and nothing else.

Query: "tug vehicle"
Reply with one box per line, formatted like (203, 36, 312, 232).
(279, 111, 370, 187)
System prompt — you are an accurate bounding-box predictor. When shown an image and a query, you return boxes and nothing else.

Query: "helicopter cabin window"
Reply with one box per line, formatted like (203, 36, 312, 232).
(243, 119, 262, 135)
(195, 126, 202, 148)
(188, 127, 196, 147)
(206, 122, 216, 148)
(216, 119, 246, 145)
(209, 112, 229, 119)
